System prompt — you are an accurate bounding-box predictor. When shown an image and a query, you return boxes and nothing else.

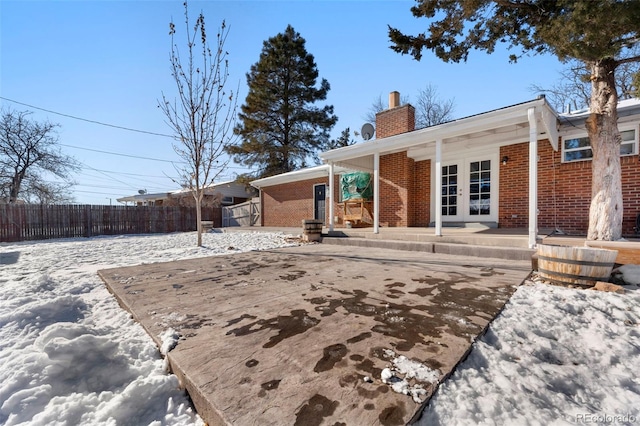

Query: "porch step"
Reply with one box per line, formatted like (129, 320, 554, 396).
(321, 236, 535, 262)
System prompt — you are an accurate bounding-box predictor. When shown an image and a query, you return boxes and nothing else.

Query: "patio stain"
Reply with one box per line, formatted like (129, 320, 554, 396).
(379, 403, 406, 426)
(258, 379, 281, 397)
(304, 272, 514, 354)
(245, 359, 259, 368)
(225, 309, 320, 348)
(279, 270, 307, 281)
(294, 394, 340, 426)
(346, 332, 372, 344)
(314, 343, 348, 372)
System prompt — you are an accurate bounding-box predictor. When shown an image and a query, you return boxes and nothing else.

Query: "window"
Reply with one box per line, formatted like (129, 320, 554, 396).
(562, 127, 637, 162)
(221, 196, 234, 205)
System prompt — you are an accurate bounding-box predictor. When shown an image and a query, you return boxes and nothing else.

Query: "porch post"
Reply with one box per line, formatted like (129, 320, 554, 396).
(373, 152, 380, 234)
(328, 162, 335, 232)
(435, 139, 443, 236)
(527, 107, 538, 249)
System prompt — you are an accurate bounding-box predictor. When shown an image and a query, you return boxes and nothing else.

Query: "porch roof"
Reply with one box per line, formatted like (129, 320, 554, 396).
(251, 164, 352, 188)
(321, 97, 559, 171)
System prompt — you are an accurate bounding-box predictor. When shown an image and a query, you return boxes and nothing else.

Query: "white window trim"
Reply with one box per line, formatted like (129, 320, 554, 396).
(561, 125, 638, 163)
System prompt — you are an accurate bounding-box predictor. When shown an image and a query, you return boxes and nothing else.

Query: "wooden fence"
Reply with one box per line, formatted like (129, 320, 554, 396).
(222, 198, 260, 227)
(0, 204, 202, 243)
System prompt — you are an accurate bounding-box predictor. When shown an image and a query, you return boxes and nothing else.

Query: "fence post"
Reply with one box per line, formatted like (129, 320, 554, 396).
(85, 205, 92, 237)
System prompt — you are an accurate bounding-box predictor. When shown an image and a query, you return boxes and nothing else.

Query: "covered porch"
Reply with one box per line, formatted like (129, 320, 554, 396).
(321, 97, 559, 248)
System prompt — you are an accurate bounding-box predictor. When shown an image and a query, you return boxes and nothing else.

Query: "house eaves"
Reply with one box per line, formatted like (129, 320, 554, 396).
(320, 97, 559, 169)
(558, 97, 640, 129)
(251, 164, 352, 188)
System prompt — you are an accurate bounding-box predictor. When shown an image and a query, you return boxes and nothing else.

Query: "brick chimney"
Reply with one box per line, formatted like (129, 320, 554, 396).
(375, 91, 415, 139)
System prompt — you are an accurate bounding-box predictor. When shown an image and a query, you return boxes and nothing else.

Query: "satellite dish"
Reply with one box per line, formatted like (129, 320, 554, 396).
(361, 123, 375, 141)
(138, 189, 147, 195)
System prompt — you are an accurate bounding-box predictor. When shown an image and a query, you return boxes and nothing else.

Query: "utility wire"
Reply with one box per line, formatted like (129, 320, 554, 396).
(0, 96, 175, 138)
(61, 143, 181, 164)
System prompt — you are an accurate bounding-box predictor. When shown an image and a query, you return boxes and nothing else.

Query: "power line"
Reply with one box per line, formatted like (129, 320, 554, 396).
(62, 143, 181, 163)
(0, 96, 175, 138)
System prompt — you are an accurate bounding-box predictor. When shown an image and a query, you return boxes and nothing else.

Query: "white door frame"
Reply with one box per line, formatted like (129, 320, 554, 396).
(431, 150, 500, 224)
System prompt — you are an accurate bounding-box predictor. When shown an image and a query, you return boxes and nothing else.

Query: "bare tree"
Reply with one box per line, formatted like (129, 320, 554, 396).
(0, 109, 78, 203)
(532, 47, 640, 113)
(362, 85, 455, 132)
(158, 2, 237, 246)
(362, 93, 410, 125)
(414, 84, 455, 128)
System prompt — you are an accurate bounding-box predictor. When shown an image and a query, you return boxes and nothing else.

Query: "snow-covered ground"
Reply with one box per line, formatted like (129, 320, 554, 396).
(1, 231, 639, 425)
(0, 231, 298, 426)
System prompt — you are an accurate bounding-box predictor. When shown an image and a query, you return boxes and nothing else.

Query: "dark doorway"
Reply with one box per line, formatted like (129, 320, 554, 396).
(314, 184, 326, 223)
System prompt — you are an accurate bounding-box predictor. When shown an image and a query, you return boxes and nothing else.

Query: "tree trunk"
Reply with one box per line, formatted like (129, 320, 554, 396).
(195, 189, 203, 247)
(586, 58, 622, 241)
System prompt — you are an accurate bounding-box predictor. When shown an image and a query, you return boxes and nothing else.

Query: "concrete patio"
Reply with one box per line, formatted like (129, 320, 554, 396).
(99, 243, 531, 425)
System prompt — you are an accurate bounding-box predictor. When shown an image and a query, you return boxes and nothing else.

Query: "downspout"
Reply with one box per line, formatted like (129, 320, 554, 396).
(373, 152, 380, 234)
(328, 162, 335, 232)
(528, 107, 538, 249)
(435, 139, 443, 236)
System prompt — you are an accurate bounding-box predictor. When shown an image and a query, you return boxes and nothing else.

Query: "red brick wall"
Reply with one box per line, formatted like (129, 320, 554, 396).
(621, 155, 640, 235)
(413, 160, 431, 226)
(261, 178, 328, 227)
(376, 105, 416, 139)
(499, 141, 640, 236)
(499, 144, 530, 228)
(380, 152, 414, 227)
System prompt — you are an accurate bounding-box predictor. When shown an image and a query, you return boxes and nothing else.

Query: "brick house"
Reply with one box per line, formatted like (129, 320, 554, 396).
(117, 180, 255, 208)
(251, 92, 640, 247)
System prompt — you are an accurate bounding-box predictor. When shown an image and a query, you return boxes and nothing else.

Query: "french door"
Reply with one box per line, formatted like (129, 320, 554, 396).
(440, 156, 497, 223)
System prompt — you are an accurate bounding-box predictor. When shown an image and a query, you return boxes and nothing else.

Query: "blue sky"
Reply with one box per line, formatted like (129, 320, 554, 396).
(1, 0, 565, 205)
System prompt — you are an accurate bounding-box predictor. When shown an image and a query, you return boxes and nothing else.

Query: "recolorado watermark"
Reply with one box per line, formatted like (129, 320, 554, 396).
(576, 413, 638, 424)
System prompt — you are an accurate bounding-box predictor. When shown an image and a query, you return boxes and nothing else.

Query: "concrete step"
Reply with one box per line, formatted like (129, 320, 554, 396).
(321, 236, 535, 262)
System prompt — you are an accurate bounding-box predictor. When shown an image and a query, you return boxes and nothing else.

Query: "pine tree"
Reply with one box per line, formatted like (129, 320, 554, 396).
(227, 25, 337, 178)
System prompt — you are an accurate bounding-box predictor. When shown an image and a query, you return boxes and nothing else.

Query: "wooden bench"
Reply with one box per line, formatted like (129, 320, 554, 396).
(584, 240, 640, 265)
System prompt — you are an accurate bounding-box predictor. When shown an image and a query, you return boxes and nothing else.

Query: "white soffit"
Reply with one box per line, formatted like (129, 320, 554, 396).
(321, 98, 558, 164)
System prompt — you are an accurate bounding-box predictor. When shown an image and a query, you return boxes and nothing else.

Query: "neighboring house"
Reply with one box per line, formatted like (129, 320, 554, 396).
(117, 180, 256, 208)
(251, 91, 640, 247)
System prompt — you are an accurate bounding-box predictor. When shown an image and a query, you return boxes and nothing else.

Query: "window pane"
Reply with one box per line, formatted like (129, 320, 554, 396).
(470, 162, 479, 173)
(621, 143, 634, 155)
(442, 176, 448, 185)
(481, 160, 491, 171)
(449, 175, 457, 184)
(450, 165, 457, 174)
(449, 185, 457, 195)
(470, 183, 479, 193)
(565, 149, 593, 162)
(442, 206, 448, 215)
(442, 196, 448, 205)
(621, 130, 635, 142)
(564, 136, 590, 150)
(442, 166, 448, 174)
(449, 196, 457, 205)
(449, 206, 457, 215)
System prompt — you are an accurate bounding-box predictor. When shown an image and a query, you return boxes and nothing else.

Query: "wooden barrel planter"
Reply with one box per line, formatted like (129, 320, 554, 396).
(537, 244, 618, 287)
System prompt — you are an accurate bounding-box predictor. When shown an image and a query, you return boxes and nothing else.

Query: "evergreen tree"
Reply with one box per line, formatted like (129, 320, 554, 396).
(227, 25, 337, 178)
(389, 0, 640, 241)
(327, 127, 356, 150)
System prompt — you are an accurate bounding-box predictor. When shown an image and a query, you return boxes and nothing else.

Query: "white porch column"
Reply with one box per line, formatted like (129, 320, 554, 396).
(328, 162, 335, 233)
(373, 152, 380, 234)
(527, 107, 538, 249)
(435, 139, 443, 236)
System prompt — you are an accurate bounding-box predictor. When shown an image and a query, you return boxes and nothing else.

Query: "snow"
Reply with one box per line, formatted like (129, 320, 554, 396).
(0, 231, 298, 426)
(418, 278, 640, 425)
(380, 352, 440, 403)
(2, 231, 639, 425)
